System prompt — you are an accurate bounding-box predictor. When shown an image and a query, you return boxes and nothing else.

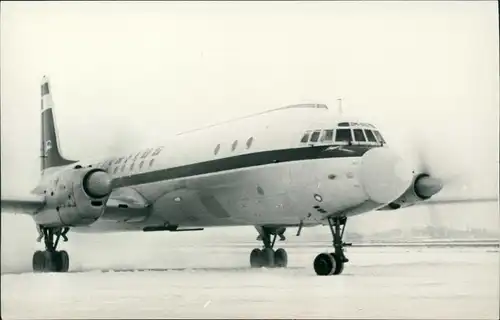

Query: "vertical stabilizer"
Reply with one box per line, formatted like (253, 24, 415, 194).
(40, 76, 77, 172)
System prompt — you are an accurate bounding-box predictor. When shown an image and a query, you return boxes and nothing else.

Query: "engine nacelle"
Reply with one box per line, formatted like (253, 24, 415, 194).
(378, 173, 443, 211)
(34, 167, 113, 227)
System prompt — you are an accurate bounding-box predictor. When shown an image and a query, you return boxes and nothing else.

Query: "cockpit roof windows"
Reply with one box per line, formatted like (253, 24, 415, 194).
(335, 128, 352, 142)
(338, 121, 376, 128)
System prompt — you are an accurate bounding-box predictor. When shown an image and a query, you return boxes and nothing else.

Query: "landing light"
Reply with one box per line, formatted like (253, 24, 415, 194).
(174, 197, 182, 202)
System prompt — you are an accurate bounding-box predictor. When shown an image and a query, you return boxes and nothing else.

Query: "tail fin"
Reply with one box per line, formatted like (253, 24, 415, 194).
(40, 76, 77, 172)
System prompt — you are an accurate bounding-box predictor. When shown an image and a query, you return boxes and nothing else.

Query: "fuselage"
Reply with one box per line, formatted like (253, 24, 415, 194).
(33, 104, 414, 233)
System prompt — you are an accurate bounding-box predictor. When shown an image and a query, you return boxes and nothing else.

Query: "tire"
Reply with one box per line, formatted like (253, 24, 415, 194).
(43, 251, 55, 272)
(250, 248, 263, 268)
(54, 250, 70, 272)
(261, 248, 275, 268)
(32, 250, 45, 273)
(313, 252, 336, 276)
(274, 248, 288, 268)
(330, 253, 345, 275)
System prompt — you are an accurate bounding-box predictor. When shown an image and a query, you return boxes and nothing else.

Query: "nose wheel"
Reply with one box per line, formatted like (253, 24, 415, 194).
(32, 227, 70, 273)
(314, 216, 349, 276)
(250, 227, 288, 268)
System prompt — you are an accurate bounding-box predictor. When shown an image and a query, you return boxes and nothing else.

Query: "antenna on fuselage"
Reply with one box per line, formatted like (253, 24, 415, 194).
(337, 98, 343, 115)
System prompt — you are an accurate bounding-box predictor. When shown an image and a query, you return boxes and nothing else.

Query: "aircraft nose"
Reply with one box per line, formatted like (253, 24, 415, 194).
(358, 147, 413, 204)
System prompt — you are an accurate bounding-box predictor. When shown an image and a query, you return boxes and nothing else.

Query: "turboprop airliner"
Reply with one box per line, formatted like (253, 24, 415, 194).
(1, 76, 497, 276)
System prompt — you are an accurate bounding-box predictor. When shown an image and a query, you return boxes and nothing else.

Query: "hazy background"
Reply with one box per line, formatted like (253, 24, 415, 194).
(1, 1, 499, 270)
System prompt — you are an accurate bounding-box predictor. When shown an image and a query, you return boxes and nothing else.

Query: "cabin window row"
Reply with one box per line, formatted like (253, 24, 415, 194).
(300, 129, 385, 145)
(95, 146, 164, 174)
(214, 137, 254, 155)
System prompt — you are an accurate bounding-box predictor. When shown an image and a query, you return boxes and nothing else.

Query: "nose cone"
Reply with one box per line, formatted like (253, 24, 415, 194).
(359, 147, 413, 204)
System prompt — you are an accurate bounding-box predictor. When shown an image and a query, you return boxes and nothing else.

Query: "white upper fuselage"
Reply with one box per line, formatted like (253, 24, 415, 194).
(36, 104, 414, 233)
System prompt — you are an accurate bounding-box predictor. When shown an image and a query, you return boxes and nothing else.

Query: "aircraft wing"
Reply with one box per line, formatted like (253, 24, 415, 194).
(1, 197, 45, 215)
(416, 196, 498, 206)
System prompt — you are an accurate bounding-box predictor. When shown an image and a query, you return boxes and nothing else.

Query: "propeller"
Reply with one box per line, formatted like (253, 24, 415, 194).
(410, 132, 468, 238)
(410, 133, 467, 199)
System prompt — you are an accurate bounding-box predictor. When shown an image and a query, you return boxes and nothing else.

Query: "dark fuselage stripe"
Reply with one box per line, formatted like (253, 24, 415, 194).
(110, 145, 376, 189)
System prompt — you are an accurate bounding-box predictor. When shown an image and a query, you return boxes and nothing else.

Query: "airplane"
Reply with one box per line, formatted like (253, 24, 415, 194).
(1, 76, 497, 276)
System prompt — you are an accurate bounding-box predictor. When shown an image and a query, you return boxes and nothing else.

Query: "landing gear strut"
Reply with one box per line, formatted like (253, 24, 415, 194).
(314, 216, 349, 276)
(32, 226, 70, 273)
(250, 226, 288, 268)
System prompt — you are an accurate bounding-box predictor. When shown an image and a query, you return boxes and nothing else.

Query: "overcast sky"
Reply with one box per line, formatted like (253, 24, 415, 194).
(1, 1, 498, 241)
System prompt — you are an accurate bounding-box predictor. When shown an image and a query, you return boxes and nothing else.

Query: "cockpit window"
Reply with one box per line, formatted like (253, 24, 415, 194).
(373, 130, 386, 144)
(300, 131, 311, 143)
(353, 129, 366, 142)
(338, 122, 350, 127)
(310, 130, 321, 143)
(335, 129, 352, 142)
(364, 129, 378, 142)
(322, 130, 334, 142)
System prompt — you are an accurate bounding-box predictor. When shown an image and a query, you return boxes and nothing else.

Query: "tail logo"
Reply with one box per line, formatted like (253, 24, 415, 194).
(44, 140, 53, 156)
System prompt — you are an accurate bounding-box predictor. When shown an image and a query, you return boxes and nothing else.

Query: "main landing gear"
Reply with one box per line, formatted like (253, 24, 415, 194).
(32, 226, 70, 273)
(313, 216, 349, 276)
(250, 226, 288, 268)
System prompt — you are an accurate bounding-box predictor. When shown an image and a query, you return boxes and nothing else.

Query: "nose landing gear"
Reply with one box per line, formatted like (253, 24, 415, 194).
(313, 216, 349, 276)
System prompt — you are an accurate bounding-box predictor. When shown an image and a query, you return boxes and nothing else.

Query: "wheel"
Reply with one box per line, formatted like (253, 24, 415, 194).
(32, 250, 45, 273)
(314, 252, 336, 276)
(261, 248, 275, 268)
(250, 248, 263, 268)
(330, 253, 345, 275)
(274, 248, 288, 268)
(43, 251, 55, 272)
(54, 250, 70, 272)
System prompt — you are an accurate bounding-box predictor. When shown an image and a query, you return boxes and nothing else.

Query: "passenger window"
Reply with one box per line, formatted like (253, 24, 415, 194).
(335, 129, 352, 142)
(130, 163, 134, 171)
(120, 164, 126, 172)
(353, 129, 366, 142)
(141, 149, 153, 158)
(149, 159, 155, 167)
(322, 130, 334, 142)
(114, 157, 123, 165)
(113, 167, 118, 174)
(139, 161, 144, 169)
(231, 140, 238, 151)
(133, 152, 141, 161)
(310, 131, 321, 143)
(364, 129, 377, 142)
(152, 147, 163, 156)
(246, 137, 254, 149)
(107, 160, 114, 167)
(300, 131, 311, 143)
(373, 131, 386, 144)
(214, 144, 221, 155)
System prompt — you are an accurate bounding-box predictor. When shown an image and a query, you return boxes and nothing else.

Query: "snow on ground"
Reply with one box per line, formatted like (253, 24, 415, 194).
(1, 245, 498, 319)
